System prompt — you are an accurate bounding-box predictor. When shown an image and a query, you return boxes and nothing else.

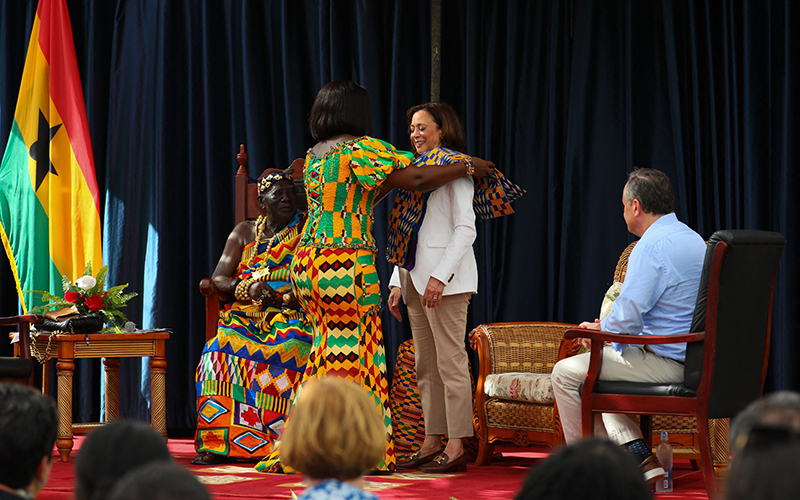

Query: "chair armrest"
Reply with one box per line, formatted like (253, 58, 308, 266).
(0, 314, 44, 326)
(199, 278, 224, 344)
(563, 328, 705, 345)
(558, 336, 583, 360)
(199, 278, 222, 297)
(566, 328, 705, 404)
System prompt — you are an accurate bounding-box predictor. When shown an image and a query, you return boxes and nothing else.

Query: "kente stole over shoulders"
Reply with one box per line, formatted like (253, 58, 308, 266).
(387, 147, 525, 270)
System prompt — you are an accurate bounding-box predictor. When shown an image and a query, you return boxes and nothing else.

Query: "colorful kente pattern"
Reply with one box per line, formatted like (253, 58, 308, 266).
(299, 136, 413, 251)
(195, 213, 313, 460)
(386, 147, 526, 269)
(390, 339, 426, 456)
(255, 245, 395, 473)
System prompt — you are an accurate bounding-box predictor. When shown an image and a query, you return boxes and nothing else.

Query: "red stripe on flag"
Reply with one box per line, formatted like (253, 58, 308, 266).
(36, 0, 101, 214)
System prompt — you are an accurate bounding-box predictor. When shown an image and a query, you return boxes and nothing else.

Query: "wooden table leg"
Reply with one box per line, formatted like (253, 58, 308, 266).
(103, 357, 120, 422)
(149, 355, 167, 440)
(55, 358, 75, 462)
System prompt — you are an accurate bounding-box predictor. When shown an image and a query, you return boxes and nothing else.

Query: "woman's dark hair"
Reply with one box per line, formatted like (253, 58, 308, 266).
(726, 432, 800, 500)
(406, 101, 466, 153)
(729, 391, 800, 455)
(515, 438, 652, 500)
(75, 420, 173, 500)
(108, 461, 211, 500)
(308, 80, 372, 141)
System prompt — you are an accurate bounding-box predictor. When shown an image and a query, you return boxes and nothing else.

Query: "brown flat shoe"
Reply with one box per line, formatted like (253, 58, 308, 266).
(396, 449, 442, 470)
(191, 452, 233, 465)
(640, 454, 666, 484)
(418, 452, 467, 473)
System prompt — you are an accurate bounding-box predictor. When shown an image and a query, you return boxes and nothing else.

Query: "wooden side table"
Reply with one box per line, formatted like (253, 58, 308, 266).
(22, 331, 170, 462)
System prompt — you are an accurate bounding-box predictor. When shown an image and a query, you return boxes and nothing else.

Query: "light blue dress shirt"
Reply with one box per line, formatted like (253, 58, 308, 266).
(600, 213, 706, 362)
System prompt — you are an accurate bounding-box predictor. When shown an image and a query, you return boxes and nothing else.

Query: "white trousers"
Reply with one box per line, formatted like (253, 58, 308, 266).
(551, 345, 684, 445)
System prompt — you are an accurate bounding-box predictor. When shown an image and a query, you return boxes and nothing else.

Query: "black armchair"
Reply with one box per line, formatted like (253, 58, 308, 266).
(564, 229, 785, 500)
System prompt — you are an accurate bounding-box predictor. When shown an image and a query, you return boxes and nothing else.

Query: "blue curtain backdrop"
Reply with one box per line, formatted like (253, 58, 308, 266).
(1, 0, 797, 432)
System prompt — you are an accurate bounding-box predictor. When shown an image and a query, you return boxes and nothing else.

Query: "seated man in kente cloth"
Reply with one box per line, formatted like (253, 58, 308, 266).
(193, 169, 313, 464)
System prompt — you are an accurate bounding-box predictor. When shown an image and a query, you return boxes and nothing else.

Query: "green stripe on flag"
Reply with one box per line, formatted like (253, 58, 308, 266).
(0, 120, 61, 311)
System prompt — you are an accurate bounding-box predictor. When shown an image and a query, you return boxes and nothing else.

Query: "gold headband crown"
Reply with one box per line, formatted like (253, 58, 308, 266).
(257, 168, 294, 196)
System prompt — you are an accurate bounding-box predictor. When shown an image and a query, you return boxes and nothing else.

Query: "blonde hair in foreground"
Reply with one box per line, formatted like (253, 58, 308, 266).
(281, 377, 385, 480)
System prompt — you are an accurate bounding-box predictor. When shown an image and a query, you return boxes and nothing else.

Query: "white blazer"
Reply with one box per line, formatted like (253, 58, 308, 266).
(389, 175, 478, 300)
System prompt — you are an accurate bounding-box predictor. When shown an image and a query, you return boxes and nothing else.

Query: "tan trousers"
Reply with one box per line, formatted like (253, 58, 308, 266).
(552, 345, 684, 445)
(405, 284, 474, 438)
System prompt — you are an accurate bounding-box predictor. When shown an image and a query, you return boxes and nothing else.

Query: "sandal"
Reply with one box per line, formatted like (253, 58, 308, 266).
(191, 452, 234, 465)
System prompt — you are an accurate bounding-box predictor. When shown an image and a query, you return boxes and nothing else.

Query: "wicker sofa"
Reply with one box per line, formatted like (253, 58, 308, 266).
(470, 322, 581, 465)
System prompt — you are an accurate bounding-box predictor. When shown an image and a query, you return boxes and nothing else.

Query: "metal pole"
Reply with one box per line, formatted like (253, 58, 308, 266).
(431, 0, 442, 101)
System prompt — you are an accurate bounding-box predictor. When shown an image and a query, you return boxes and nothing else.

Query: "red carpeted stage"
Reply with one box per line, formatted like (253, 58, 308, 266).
(40, 437, 709, 500)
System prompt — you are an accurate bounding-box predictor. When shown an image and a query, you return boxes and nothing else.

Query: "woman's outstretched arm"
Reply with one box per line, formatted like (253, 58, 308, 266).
(383, 156, 494, 193)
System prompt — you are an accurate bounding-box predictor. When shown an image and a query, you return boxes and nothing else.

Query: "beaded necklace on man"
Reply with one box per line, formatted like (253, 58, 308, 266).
(235, 214, 294, 306)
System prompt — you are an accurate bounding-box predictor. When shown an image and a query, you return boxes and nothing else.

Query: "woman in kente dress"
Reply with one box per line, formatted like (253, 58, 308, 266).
(193, 170, 313, 465)
(255, 80, 493, 473)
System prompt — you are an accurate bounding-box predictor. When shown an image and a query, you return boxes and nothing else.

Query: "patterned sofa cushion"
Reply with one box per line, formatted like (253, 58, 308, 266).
(484, 372, 554, 404)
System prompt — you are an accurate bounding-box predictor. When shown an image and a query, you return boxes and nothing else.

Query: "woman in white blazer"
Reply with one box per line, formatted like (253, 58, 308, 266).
(388, 102, 477, 474)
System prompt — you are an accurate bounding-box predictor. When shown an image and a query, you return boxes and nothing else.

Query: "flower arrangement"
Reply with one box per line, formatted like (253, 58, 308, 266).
(25, 262, 137, 330)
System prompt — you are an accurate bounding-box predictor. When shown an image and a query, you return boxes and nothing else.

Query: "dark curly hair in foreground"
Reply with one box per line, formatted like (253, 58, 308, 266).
(515, 438, 652, 500)
(75, 420, 172, 500)
(108, 461, 210, 500)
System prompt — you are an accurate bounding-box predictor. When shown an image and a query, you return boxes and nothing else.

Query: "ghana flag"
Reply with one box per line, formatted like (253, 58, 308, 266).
(0, 0, 102, 312)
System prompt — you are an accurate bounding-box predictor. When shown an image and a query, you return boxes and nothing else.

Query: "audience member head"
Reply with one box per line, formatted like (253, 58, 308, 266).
(281, 376, 385, 482)
(729, 391, 800, 456)
(624, 168, 674, 216)
(309, 80, 372, 141)
(75, 420, 172, 500)
(0, 383, 58, 497)
(107, 461, 210, 500)
(515, 438, 652, 500)
(406, 101, 466, 154)
(725, 425, 800, 500)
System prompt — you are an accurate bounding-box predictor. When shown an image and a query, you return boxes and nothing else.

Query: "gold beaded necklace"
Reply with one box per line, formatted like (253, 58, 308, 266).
(246, 215, 294, 281)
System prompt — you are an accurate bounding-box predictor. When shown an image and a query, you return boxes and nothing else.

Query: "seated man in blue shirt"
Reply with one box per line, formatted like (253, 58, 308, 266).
(552, 168, 706, 484)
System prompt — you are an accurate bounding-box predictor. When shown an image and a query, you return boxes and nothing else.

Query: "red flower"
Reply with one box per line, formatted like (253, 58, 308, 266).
(84, 294, 104, 312)
(64, 290, 81, 303)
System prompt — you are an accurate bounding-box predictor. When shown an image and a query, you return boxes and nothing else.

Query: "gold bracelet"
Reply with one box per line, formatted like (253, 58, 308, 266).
(463, 157, 475, 177)
(235, 278, 254, 302)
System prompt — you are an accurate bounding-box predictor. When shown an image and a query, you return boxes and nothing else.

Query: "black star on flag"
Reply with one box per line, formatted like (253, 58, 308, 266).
(29, 109, 62, 191)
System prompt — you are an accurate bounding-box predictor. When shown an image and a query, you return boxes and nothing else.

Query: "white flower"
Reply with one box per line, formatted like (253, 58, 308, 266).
(75, 275, 97, 290)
